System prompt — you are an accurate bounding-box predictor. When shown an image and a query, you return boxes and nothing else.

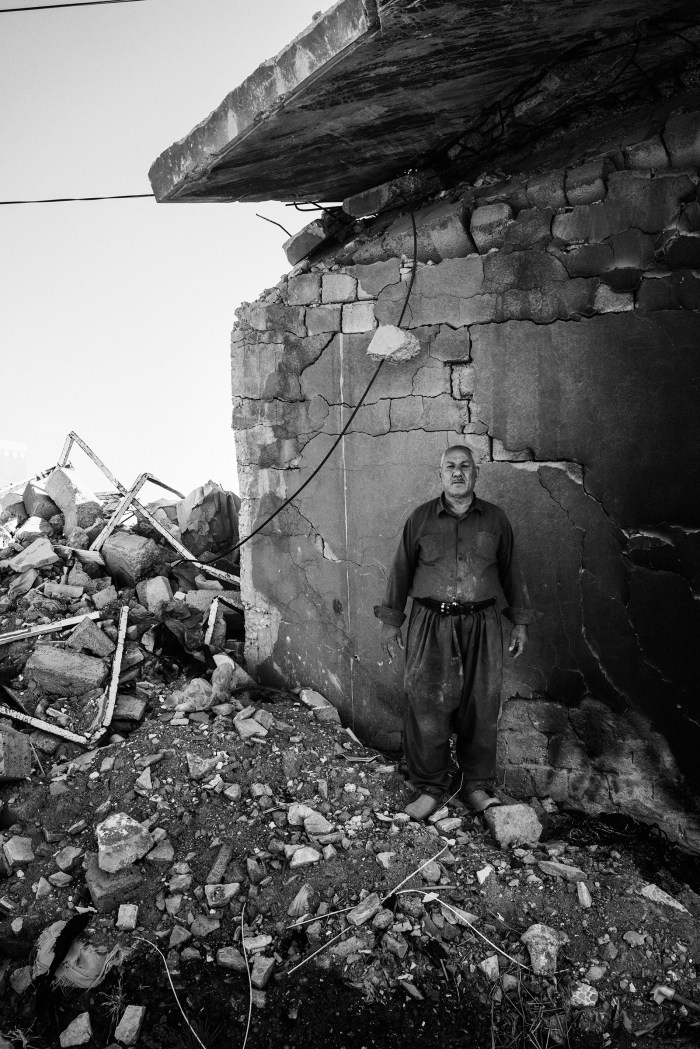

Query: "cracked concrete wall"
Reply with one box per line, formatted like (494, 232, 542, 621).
(231, 105, 700, 844)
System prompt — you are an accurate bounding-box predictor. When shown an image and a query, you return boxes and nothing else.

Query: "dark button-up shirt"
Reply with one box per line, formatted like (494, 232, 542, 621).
(374, 494, 538, 627)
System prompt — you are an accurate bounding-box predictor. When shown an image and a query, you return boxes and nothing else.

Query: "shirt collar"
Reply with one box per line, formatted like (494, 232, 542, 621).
(437, 493, 482, 517)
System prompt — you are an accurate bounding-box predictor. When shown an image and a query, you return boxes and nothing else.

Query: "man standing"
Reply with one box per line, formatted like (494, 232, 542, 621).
(374, 445, 537, 821)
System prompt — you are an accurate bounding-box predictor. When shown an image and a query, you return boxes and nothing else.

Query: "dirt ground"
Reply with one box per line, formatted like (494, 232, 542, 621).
(1, 682, 700, 1049)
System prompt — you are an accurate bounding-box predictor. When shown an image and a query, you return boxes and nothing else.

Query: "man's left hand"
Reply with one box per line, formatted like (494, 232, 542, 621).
(509, 625, 528, 659)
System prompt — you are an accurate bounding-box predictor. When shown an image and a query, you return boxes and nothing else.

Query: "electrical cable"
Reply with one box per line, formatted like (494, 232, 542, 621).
(196, 210, 419, 567)
(1, 0, 149, 11)
(0, 193, 153, 205)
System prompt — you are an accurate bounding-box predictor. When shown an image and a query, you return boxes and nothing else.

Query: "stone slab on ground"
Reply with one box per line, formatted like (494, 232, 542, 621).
(101, 532, 160, 587)
(85, 853, 143, 913)
(483, 803, 543, 848)
(0, 727, 32, 781)
(25, 645, 107, 695)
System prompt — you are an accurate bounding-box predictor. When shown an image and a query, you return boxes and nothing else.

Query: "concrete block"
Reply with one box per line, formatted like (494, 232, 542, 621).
(45, 467, 102, 534)
(92, 585, 118, 610)
(0, 728, 32, 780)
(113, 694, 148, 723)
(23, 482, 59, 521)
(114, 1005, 146, 1046)
(526, 169, 567, 209)
(662, 233, 700, 269)
(67, 616, 116, 658)
(247, 302, 306, 338)
(501, 207, 553, 251)
(85, 854, 144, 912)
(96, 812, 155, 873)
(136, 575, 173, 615)
(3, 835, 34, 867)
(102, 531, 160, 586)
(376, 256, 484, 328)
(347, 259, 401, 299)
(450, 363, 475, 400)
(342, 301, 376, 333)
(184, 588, 218, 612)
(593, 284, 633, 313)
(483, 249, 567, 290)
(287, 272, 321, 305)
(322, 273, 357, 303)
(565, 160, 609, 206)
(623, 136, 669, 170)
(54, 845, 83, 872)
(636, 269, 700, 311)
(470, 203, 513, 252)
(25, 645, 107, 695)
(342, 170, 441, 218)
(7, 536, 58, 572)
(304, 305, 342, 335)
(663, 110, 700, 169)
(366, 324, 420, 362)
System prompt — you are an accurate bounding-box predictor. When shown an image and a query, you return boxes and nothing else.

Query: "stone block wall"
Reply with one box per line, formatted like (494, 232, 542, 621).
(231, 106, 700, 836)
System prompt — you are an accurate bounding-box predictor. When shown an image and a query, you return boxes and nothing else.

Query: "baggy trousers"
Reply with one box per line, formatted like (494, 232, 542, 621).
(403, 602, 503, 796)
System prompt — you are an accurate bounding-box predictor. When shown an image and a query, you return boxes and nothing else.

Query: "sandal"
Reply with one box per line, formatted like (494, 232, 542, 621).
(404, 793, 443, 821)
(463, 788, 501, 813)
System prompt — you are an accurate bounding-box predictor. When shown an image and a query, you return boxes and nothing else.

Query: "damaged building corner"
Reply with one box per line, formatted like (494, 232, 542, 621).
(148, 0, 700, 856)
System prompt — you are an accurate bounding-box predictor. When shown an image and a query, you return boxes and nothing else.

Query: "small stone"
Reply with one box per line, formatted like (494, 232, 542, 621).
(251, 955, 275, 989)
(49, 871, 73, 888)
(420, 861, 441, 884)
(477, 865, 494, 885)
(623, 930, 646, 947)
(304, 812, 334, 836)
(114, 1004, 146, 1046)
(190, 916, 220, 938)
(289, 847, 321, 869)
(35, 876, 52, 898)
(521, 923, 569, 976)
(287, 803, 317, 826)
(376, 852, 396, 869)
(145, 840, 174, 864)
(347, 892, 382, 927)
(538, 860, 587, 883)
(186, 753, 220, 781)
(383, 932, 409, 959)
(92, 585, 118, 610)
(10, 965, 33, 995)
(570, 982, 599, 1008)
(216, 946, 247, 971)
(484, 804, 543, 848)
(0, 728, 32, 781)
(577, 882, 592, 908)
(136, 575, 173, 616)
(3, 836, 34, 867)
(242, 934, 272, 953)
(322, 844, 337, 860)
(116, 904, 139, 931)
(169, 926, 191, 949)
(640, 883, 688, 912)
(59, 1011, 92, 1046)
(67, 616, 116, 657)
(478, 954, 500, 981)
(205, 883, 240, 907)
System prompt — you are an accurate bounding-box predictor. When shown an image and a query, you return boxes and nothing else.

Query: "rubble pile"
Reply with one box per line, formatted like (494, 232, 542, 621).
(0, 464, 699, 1047)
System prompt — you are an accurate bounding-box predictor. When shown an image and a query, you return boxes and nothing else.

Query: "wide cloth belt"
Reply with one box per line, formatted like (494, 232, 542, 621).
(415, 597, 496, 616)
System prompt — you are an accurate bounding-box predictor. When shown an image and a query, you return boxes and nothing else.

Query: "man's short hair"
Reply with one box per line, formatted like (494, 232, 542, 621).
(440, 445, 476, 470)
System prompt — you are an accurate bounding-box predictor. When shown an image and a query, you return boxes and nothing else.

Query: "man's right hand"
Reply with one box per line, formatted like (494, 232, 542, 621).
(380, 623, 404, 661)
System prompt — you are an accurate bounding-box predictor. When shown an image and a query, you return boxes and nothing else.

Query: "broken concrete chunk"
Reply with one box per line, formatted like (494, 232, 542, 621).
(342, 170, 441, 218)
(16, 515, 52, 540)
(251, 955, 275, 989)
(640, 882, 688, 912)
(0, 728, 32, 781)
(366, 324, 421, 363)
(342, 301, 376, 334)
(45, 467, 102, 534)
(114, 1005, 146, 1046)
(521, 923, 569, 976)
(25, 645, 107, 695)
(191, 916, 220, 938)
(186, 752, 220, 781)
(216, 946, 247, 971)
(570, 982, 599, 1007)
(101, 531, 159, 586)
(136, 575, 173, 615)
(538, 860, 587, 883)
(85, 853, 143, 912)
(205, 883, 240, 907)
(113, 694, 148, 723)
(283, 218, 332, 266)
(470, 203, 513, 252)
(44, 581, 84, 601)
(23, 481, 60, 521)
(96, 812, 155, 873)
(483, 804, 542, 848)
(59, 1012, 93, 1047)
(92, 585, 118, 610)
(347, 892, 382, 927)
(54, 845, 83, 872)
(8, 536, 59, 572)
(287, 272, 321, 305)
(116, 903, 139, 931)
(289, 847, 321, 868)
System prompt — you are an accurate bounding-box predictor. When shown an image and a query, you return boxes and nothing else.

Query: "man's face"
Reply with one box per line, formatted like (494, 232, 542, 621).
(440, 448, 477, 498)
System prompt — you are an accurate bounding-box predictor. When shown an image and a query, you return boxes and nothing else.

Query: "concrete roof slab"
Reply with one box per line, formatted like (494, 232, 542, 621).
(149, 0, 697, 204)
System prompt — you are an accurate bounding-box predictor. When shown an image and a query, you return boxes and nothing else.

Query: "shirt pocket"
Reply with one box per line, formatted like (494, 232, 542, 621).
(418, 532, 444, 565)
(475, 530, 498, 559)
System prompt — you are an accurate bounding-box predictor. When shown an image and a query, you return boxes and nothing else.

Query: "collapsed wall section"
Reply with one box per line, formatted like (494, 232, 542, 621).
(232, 105, 700, 847)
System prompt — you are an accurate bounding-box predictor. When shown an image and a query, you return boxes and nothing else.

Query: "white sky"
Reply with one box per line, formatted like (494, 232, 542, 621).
(0, 0, 332, 498)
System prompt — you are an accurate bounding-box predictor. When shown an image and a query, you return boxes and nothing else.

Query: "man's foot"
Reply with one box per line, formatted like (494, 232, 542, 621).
(463, 788, 501, 813)
(404, 794, 442, 821)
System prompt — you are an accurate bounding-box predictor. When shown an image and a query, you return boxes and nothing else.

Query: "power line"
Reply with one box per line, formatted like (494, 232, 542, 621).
(0, 192, 154, 204)
(1, 1, 150, 12)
